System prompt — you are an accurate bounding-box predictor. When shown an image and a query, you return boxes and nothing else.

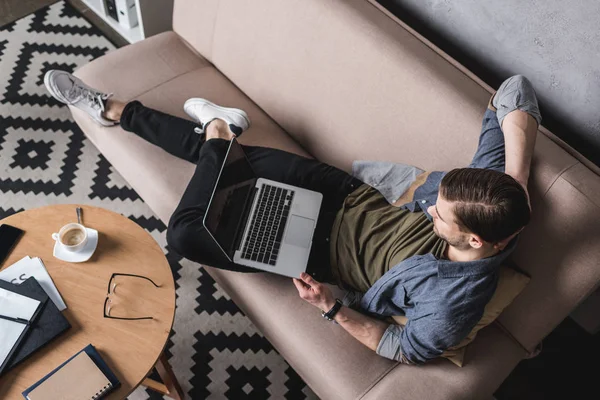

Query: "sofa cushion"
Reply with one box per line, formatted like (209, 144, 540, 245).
(204, 270, 403, 400)
(500, 163, 600, 350)
(172, 0, 221, 62)
(72, 32, 209, 103)
(359, 323, 525, 400)
(205, 0, 490, 173)
(72, 33, 309, 223)
(208, 269, 527, 400)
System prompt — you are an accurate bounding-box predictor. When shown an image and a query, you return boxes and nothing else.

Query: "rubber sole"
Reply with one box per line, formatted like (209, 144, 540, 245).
(184, 98, 251, 129)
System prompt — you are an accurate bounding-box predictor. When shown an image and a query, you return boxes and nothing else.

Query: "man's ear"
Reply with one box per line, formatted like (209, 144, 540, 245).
(468, 234, 484, 249)
(493, 227, 524, 251)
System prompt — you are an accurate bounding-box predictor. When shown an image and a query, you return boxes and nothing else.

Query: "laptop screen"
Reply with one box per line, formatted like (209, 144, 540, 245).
(204, 139, 257, 259)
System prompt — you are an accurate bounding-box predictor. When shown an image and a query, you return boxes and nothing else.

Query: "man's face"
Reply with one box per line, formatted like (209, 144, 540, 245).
(427, 195, 472, 250)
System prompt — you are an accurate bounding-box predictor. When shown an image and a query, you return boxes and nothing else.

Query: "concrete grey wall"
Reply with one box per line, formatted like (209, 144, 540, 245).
(379, 0, 600, 166)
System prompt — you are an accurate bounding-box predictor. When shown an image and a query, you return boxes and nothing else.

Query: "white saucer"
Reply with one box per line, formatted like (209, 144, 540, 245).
(53, 228, 99, 263)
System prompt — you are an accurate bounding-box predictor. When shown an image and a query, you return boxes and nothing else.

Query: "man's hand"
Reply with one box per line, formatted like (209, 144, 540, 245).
(293, 272, 336, 311)
(294, 272, 389, 352)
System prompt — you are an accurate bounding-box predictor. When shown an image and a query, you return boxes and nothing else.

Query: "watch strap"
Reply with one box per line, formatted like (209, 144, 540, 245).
(322, 299, 343, 321)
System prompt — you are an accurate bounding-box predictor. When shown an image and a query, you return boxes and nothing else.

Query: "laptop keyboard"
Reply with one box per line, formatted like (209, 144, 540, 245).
(241, 184, 295, 265)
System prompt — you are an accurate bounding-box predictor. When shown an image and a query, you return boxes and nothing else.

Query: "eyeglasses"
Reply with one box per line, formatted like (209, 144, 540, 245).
(103, 273, 160, 321)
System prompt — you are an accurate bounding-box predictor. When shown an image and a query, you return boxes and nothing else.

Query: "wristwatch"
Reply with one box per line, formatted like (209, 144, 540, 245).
(321, 299, 343, 321)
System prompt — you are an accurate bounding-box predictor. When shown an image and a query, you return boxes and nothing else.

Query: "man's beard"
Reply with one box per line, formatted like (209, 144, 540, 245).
(433, 225, 470, 250)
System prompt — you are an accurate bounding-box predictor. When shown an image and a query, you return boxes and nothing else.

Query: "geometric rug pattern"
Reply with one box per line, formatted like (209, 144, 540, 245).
(0, 2, 317, 398)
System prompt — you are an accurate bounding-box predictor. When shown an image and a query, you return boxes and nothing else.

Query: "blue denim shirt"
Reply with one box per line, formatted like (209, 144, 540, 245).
(350, 108, 520, 364)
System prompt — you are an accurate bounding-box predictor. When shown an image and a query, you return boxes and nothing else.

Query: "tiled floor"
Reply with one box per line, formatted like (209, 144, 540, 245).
(2, 0, 599, 399)
(0, 0, 128, 47)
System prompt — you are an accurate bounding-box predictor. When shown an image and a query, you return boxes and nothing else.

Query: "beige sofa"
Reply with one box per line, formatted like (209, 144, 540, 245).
(71, 0, 600, 398)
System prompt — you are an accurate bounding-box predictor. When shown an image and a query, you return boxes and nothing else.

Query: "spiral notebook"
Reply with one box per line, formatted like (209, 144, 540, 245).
(22, 344, 119, 400)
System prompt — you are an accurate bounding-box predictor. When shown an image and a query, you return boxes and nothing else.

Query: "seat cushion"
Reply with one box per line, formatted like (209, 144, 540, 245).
(74, 32, 209, 103)
(208, 271, 526, 400)
(72, 33, 309, 223)
(206, 271, 404, 400)
(359, 323, 525, 400)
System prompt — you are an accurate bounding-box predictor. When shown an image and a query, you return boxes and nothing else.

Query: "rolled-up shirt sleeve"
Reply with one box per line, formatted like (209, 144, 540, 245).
(469, 75, 541, 173)
(376, 325, 411, 363)
(376, 315, 474, 364)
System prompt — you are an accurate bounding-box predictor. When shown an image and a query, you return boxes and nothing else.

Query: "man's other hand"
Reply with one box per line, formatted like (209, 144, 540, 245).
(293, 272, 336, 311)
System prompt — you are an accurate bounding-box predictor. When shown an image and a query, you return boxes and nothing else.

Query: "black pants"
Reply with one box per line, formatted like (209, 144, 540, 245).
(121, 101, 361, 282)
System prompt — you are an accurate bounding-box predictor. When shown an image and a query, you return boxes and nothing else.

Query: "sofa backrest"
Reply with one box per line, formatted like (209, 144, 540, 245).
(173, 0, 600, 351)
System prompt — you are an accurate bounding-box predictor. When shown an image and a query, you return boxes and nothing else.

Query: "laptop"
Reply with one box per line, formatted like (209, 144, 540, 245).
(203, 138, 323, 278)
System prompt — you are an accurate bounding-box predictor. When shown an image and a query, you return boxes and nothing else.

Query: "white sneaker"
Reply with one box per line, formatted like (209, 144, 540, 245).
(44, 70, 116, 126)
(184, 98, 250, 136)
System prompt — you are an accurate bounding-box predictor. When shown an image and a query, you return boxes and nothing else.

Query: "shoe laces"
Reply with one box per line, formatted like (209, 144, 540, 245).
(67, 80, 112, 112)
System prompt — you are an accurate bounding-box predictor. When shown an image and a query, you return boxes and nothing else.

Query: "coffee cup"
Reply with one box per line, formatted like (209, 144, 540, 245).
(52, 223, 88, 253)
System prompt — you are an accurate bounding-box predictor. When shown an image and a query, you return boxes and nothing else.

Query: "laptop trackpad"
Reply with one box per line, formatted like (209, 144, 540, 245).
(284, 215, 315, 249)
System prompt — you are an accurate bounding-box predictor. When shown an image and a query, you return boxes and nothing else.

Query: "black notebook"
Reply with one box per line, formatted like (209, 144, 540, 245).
(0, 277, 71, 374)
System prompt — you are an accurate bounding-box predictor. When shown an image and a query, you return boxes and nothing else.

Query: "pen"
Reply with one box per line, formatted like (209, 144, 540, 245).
(0, 314, 29, 325)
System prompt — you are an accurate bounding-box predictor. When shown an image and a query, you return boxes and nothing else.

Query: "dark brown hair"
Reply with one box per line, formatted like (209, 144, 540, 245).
(439, 168, 530, 243)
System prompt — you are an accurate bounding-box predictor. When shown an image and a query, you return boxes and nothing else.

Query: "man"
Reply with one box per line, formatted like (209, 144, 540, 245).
(45, 70, 540, 364)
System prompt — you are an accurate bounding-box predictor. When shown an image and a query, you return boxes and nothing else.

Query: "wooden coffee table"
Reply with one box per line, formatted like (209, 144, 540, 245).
(0, 205, 184, 399)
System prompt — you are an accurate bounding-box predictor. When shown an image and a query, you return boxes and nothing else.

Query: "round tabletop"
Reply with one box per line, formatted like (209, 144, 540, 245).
(0, 205, 176, 399)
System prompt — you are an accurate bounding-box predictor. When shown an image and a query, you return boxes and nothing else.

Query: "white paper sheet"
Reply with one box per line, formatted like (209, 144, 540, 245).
(0, 287, 40, 366)
(0, 256, 66, 311)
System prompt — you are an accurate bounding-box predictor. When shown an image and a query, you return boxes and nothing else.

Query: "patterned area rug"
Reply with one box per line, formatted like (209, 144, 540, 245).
(0, 2, 316, 399)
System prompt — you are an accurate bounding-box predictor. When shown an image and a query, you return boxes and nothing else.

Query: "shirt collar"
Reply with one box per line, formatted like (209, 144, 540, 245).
(436, 237, 518, 278)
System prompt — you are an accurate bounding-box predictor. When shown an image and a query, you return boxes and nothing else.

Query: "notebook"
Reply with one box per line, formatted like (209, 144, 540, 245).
(0, 285, 41, 374)
(0, 277, 70, 374)
(22, 344, 120, 400)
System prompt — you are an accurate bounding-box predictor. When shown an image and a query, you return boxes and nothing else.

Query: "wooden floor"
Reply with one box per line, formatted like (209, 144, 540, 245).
(0, 0, 128, 47)
(0, 0, 56, 26)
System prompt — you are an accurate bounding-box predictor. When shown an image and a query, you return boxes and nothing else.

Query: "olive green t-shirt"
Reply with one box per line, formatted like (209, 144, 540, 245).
(330, 185, 447, 292)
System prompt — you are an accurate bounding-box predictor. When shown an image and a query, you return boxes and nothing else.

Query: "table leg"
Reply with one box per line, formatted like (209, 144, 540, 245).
(142, 353, 185, 400)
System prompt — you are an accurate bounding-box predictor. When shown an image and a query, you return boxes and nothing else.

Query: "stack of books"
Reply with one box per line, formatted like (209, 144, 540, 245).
(0, 276, 70, 375)
(0, 265, 121, 398)
(0, 255, 70, 375)
(0, 256, 67, 310)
